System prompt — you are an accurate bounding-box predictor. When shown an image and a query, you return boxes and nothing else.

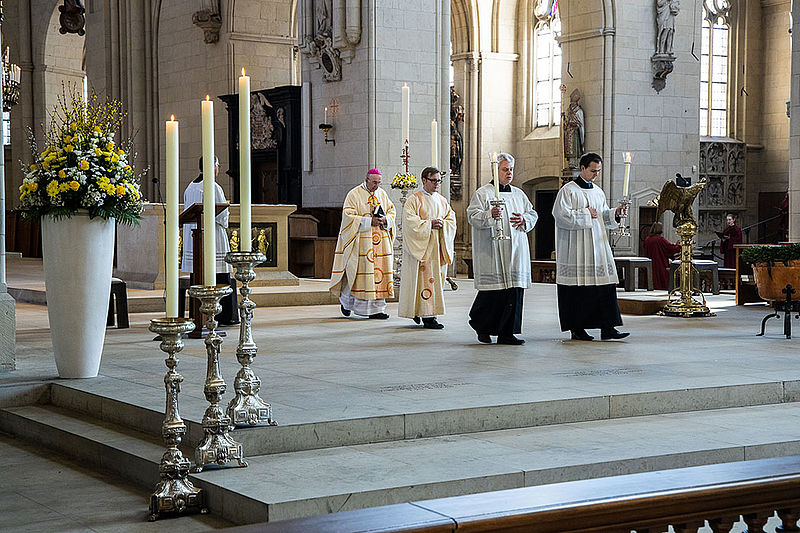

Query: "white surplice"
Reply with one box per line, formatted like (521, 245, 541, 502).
(181, 179, 232, 274)
(398, 190, 456, 319)
(552, 180, 618, 286)
(467, 183, 538, 291)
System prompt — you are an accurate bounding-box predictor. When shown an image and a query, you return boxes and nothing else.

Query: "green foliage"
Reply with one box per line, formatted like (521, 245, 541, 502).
(741, 243, 800, 265)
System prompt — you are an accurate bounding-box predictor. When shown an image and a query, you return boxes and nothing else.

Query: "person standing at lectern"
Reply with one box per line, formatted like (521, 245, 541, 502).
(181, 156, 239, 325)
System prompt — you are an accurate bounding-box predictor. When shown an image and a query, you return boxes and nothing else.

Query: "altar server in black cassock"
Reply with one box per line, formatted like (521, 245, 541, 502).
(552, 152, 628, 341)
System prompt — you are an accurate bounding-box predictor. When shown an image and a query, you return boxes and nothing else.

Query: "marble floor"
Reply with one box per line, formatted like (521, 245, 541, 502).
(3, 278, 800, 530)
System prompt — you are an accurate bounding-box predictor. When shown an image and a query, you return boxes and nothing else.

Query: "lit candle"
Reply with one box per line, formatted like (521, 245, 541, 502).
(491, 152, 500, 198)
(201, 95, 216, 286)
(623, 152, 632, 198)
(239, 69, 252, 251)
(401, 83, 410, 146)
(324, 106, 328, 124)
(165, 116, 179, 318)
(431, 119, 438, 167)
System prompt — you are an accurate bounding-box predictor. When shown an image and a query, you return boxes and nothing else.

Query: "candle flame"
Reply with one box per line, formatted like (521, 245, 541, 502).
(170, 114, 175, 121)
(242, 67, 246, 76)
(325, 106, 328, 112)
(205, 95, 210, 101)
(624, 152, 632, 163)
(492, 152, 498, 163)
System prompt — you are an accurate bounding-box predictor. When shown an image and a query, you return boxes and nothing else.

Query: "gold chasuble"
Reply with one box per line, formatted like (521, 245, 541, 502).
(398, 190, 456, 319)
(330, 184, 396, 300)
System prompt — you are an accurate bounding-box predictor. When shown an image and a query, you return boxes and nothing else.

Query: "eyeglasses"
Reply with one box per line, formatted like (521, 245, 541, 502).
(424, 177, 442, 183)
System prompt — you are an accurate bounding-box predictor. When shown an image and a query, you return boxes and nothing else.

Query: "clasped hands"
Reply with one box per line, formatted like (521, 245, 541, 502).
(490, 205, 525, 230)
(371, 216, 387, 228)
(430, 218, 444, 230)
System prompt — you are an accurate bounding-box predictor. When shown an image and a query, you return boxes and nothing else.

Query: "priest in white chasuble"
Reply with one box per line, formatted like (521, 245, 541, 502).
(330, 168, 396, 319)
(467, 152, 538, 345)
(398, 167, 457, 329)
(553, 152, 629, 341)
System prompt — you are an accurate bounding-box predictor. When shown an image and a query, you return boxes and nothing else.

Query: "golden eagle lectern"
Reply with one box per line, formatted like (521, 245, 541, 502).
(655, 178, 707, 228)
(654, 177, 714, 318)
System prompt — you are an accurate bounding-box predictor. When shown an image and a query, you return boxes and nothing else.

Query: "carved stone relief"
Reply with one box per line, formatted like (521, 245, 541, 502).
(251, 94, 282, 151)
(299, 0, 362, 81)
(193, 0, 222, 44)
(697, 140, 745, 237)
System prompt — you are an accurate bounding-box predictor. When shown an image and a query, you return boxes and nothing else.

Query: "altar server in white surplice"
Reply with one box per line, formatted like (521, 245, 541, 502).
(553, 152, 629, 342)
(398, 167, 457, 329)
(467, 152, 538, 345)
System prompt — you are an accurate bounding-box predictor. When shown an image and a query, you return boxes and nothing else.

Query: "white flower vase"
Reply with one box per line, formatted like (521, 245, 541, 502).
(41, 212, 116, 378)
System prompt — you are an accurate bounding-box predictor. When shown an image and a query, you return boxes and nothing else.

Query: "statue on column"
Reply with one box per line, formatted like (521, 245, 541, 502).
(449, 87, 464, 200)
(656, 0, 680, 56)
(315, 0, 332, 38)
(562, 89, 584, 170)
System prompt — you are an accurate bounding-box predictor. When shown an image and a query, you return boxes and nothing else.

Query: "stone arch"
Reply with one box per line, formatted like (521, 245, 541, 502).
(451, 0, 478, 54)
(37, 1, 86, 130)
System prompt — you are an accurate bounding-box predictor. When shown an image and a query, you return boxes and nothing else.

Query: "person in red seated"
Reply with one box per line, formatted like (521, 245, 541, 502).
(643, 222, 680, 291)
(719, 213, 743, 268)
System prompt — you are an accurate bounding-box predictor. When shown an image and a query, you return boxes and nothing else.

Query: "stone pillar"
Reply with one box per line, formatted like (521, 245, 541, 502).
(0, 6, 16, 372)
(790, 0, 800, 241)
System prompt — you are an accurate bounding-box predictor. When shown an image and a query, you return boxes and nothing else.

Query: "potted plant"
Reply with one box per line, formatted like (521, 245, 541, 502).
(741, 243, 800, 302)
(19, 87, 144, 378)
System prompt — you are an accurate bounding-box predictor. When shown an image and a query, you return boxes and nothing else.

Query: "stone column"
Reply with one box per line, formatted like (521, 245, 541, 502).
(0, 3, 16, 372)
(790, 0, 800, 241)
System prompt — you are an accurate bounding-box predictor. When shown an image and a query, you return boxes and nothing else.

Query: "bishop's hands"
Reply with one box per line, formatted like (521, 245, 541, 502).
(371, 216, 387, 229)
(431, 218, 444, 230)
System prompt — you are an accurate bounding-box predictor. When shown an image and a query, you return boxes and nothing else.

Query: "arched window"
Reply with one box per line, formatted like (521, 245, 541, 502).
(532, 0, 561, 129)
(700, 0, 732, 137)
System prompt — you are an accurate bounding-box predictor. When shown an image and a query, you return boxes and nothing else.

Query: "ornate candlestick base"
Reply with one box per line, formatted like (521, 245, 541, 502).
(660, 222, 714, 318)
(613, 197, 632, 237)
(187, 284, 248, 472)
(147, 317, 206, 521)
(489, 199, 511, 241)
(224, 251, 276, 427)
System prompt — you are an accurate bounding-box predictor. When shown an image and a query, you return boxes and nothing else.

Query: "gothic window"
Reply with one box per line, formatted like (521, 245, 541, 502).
(532, 0, 561, 129)
(700, 0, 732, 137)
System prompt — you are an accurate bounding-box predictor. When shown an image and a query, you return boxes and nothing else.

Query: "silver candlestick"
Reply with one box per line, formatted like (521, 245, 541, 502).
(187, 284, 247, 472)
(224, 251, 277, 427)
(147, 317, 205, 521)
(490, 199, 511, 241)
(614, 196, 632, 237)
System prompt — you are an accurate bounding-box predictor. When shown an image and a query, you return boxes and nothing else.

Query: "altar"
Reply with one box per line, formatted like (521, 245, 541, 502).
(115, 202, 298, 289)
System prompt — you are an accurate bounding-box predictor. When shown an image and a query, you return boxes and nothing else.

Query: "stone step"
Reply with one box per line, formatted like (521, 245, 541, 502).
(37, 378, 800, 457)
(3, 401, 800, 525)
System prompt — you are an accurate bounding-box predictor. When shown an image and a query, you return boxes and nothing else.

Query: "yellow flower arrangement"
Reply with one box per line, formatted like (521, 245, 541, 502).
(390, 172, 418, 190)
(19, 86, 144, 224)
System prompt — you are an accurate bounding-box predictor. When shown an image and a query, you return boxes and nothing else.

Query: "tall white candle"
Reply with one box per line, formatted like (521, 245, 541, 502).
(401, 83, 410, 145)
(623, 152, 632, 198)
(324, 106, 328, 124)
(491, 152, 500, 198)
(201, 96, 216, 286)
(166, 116, 179, 318)
(239, 69, 252, 251)
(431, 119, 438, 167)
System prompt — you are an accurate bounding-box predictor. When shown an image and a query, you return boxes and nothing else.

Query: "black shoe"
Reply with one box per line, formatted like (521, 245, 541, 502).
(412, 316, 421, 324)
(422, 317, 444, 329)
(497, 335, 525, 345)
(477, 334, 492, 344)
(601, 328, 630, 340)
(369, 313, 390, 319)
(570, 329, 594, 341)
(340, 305, 351, 317)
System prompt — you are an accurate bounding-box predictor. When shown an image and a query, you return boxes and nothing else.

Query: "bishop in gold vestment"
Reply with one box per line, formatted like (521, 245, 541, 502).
(330, 169, 396, 319)
(398, 167, 456, 329)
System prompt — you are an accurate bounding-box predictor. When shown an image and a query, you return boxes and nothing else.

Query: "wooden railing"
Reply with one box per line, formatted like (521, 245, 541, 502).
(220, 456, 800, 532)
